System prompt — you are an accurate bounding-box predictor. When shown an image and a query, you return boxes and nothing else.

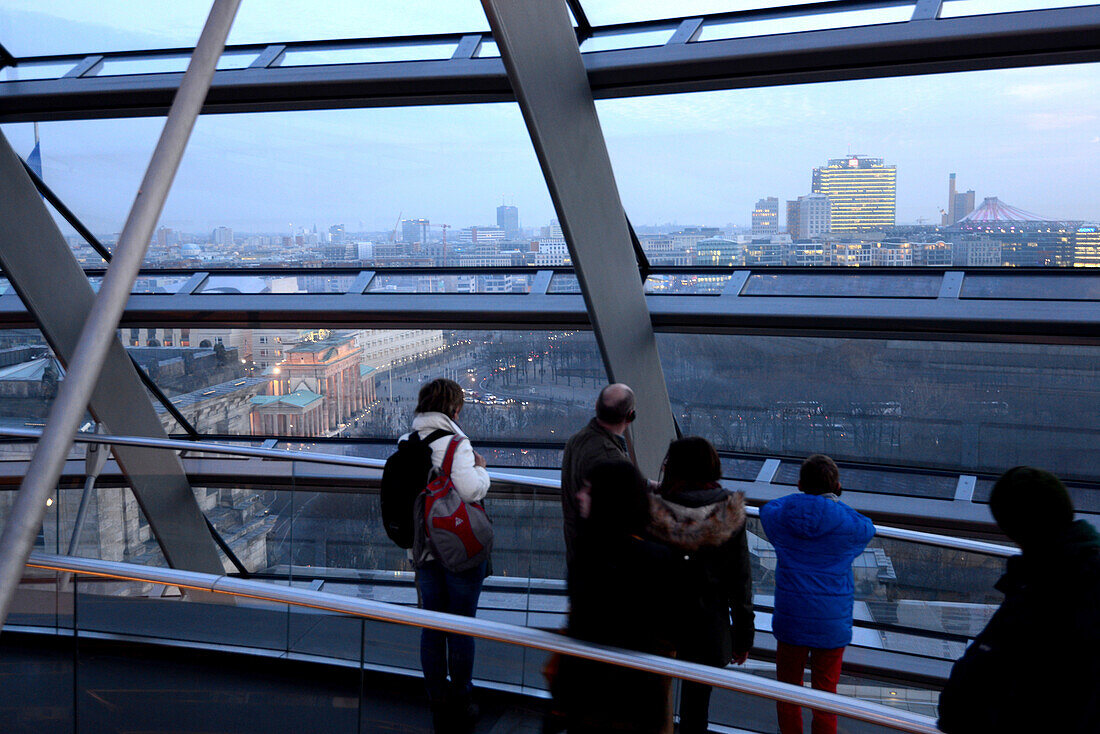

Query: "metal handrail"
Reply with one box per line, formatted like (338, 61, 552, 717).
(23, 551, 941, 734)
(0, 426, 1017, 557)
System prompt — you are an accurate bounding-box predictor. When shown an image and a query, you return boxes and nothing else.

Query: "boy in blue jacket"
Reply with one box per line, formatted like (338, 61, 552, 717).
(760, 454, 875, 734)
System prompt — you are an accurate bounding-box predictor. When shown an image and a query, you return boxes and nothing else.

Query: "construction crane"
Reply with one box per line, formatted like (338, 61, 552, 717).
(440, 223, 450, 244)
(390, 211, 402, 243)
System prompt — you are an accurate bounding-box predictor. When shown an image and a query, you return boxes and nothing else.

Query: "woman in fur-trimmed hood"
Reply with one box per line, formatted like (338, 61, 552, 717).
(647, 437, 755, 734)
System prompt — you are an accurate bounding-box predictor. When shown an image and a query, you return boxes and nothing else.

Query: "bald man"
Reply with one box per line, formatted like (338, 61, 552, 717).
(560, 383, 636, 566)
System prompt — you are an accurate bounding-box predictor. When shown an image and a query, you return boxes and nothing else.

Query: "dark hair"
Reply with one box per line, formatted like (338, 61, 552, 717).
(799, 454, 840, 495)
(595, 384, 635, 423)
(990, 466, 1074, 548)
(416, 378, 464, 417)
(585, 460, 651, 537)
(660, 436, 721, 493)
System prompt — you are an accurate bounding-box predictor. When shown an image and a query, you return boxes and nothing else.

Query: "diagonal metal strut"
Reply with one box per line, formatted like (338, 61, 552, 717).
(0, 0, 242, 632)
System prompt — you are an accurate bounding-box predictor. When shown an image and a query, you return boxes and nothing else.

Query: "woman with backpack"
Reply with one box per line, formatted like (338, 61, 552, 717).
(647, 437, 755, 734)
(402, 377, 490, 734)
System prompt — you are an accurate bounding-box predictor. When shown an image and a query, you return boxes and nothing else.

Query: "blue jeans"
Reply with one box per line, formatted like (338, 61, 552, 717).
(416, 559, 486, 704)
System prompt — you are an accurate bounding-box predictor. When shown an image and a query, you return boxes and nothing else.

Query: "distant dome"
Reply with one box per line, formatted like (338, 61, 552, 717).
(181, 243, 202, 257)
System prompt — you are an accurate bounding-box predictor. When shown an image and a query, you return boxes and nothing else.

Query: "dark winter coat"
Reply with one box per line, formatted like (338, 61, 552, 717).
(648, 485, 755, 666)
(560, 527, 676, 734)
(759, 492, 875, 649)
(561, 418, 629, 564)
(937, 520, 1100, 734)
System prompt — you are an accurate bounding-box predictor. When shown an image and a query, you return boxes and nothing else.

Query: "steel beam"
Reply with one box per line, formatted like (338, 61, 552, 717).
(912, 0, 944, 21)
(483, 0, 677, 478)
(0, 133, 224, 578)
(1, 6, 1097, 121)
(0, 0, 240, 630)
(0, 284, 1094, 343)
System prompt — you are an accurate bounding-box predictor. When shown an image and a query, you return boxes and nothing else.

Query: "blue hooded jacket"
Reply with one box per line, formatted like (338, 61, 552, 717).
(760, 492, 876, 649)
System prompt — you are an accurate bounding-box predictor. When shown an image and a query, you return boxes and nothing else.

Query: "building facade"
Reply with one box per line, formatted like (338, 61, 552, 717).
(812, 155, 897, 231)
(752, 197, 779, 236)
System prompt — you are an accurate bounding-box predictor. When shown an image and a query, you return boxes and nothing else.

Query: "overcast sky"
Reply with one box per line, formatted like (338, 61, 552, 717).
(2, 2, 1098, 234)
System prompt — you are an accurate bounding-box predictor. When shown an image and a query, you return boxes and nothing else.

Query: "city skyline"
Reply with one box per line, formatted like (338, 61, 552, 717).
(0, 4, 1097, 233)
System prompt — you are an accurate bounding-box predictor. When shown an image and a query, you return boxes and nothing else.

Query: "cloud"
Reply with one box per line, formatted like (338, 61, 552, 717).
(1024, 112, 1098, 131)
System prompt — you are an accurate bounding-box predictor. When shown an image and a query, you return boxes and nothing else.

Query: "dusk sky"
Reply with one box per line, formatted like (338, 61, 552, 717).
(2, 2, 1098, 234)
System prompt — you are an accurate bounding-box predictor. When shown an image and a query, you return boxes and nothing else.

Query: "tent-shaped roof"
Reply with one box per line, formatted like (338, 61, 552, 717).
(958, 197, 1051, 224)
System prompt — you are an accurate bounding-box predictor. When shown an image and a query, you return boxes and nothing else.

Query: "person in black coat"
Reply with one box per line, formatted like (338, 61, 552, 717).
(647, 437, 755, 734)
(558, 459, 676, 734)
(938, 466, 1100, 734)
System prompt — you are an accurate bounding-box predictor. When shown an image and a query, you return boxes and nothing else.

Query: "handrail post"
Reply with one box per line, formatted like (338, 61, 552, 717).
(0, 0, 241, 633)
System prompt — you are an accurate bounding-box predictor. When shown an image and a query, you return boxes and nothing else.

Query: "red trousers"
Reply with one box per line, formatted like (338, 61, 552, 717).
(775, 641, 845, 734)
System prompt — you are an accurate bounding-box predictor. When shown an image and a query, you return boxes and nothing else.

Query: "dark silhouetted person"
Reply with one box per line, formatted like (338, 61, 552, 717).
(648, 437, 754, 734)
(938, 466, 1100, 734)
(557, 459, 675, 734)
(760, 454, 875, 734)
(561, 383, 634, 565)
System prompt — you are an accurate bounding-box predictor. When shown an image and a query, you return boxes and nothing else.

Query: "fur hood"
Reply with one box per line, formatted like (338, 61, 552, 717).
(648, 490, 746, 551)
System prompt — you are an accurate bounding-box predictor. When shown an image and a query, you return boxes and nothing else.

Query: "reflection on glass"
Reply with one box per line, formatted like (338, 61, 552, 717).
(960, 274, 1100, 301)
(644, 273, 731, 295)
(98, 52, 255, 76)
(941, 0, 1098, 17)
(773, 462, 958, 500)
(659, 334, 1100, 481)
(476, 40, 500, 57)
(547, 273, 581, 294)
(744, 273, 941, 297)
(721, 456, 764, 481)
(697, 6, 914, 41)
(281, 44, 456, 66)
(132, 275, 190, 294)
(198, 274, 357, 294)
(0, 62, 76, 82)
(973, 477, 1098, 513)
(580, 29, 675, 52)
(581, 1, 824, 26)
(365, 273, 534, 294)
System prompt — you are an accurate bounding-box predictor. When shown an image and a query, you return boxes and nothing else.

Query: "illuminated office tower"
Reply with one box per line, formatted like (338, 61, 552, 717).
(752, 197, 779, 236)
(812, 155, 896, 231)
(1075, 224, 1100, 267)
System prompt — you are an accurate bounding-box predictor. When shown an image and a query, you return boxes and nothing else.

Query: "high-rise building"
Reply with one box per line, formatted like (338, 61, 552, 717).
(496, 204, 520, 239)
(752, 197, 779, 236)
(942, 174, 976, 225)
(401, 218, 430, 244)
(1075, 225, 1100, 267)
(787, 194, 831, 238)
(212, 226, 234, 246)
(329, 224, 346, 243)
(812, 155, 896, 231)
(785, 200, 800, 239)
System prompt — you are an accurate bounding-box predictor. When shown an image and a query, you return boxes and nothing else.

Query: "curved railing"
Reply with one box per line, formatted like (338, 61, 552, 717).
(25, 550, 941, 734)
(0, 425, 1017, 557)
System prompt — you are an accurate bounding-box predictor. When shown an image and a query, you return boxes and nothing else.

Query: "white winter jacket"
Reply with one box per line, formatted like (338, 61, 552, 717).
(400, 412, 490, 503)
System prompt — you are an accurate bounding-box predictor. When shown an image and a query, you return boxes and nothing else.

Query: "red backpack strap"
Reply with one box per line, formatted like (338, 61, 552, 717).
(439, 436, 464, 476)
